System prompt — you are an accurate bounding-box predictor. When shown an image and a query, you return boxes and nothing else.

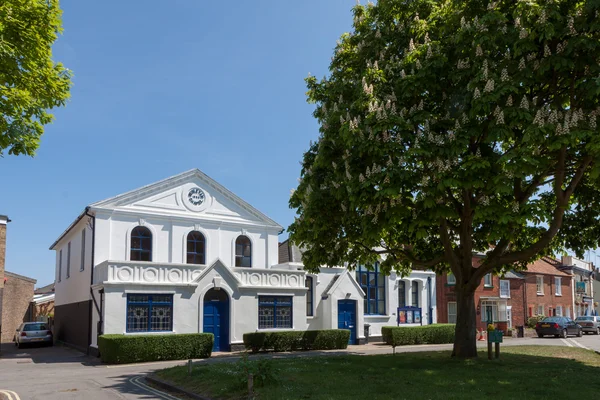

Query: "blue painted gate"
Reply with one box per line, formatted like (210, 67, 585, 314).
(338, 300, 357, 344)
(203, 289, 230, 352)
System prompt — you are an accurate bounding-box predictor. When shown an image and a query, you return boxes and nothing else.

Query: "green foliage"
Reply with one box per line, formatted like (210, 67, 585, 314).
(527, 315, 546, 328)
(289, 0, 600, 357)
(243, 329, 350, 353)
(234, 352, 277, 389)
(382, 324, 455, 347)
(0, 0, 72, 156)
(98, 333, 213, 364)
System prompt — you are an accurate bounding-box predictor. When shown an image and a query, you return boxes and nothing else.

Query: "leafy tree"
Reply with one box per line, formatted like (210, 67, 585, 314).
(0, 0, 72, 157)
(289, 0, 600, 358)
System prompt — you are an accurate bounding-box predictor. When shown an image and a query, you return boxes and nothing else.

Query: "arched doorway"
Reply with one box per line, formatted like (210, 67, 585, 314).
(203, 289, 230, 352)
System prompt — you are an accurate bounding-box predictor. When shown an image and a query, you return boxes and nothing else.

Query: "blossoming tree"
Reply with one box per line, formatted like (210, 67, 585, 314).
(289, 0, 600, 358)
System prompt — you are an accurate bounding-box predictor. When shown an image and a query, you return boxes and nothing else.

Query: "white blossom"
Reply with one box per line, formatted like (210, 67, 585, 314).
(473, 87, 481, 99)
(462, 113, 469, 124)
(519, 28, 528, 39)
(359, 173, 366, 183)
(476, 45, 483, 57)
(418, 99, 424, 111)
(427, 46, 433, 59)
(520, 95, 529, 110)
(482, 60, 488, 80)
(519, 58, 526, 70)
(409, 39, 416, 52)
(415, 59, 422, 70)
(544, 44, 551, 57)
(539, 10, 547, 25)
(400, 69, 406, 78)
(506, 95, 513, 107)
(496, 110, 505, 124)
(548, 109, 558, 124)
(512, 202, 519, 213)
(568, 17, 576, 35)
(483, 79, 495, 93)
(501, 68, 508, 82)
(533, 109, 545, 126)
(480, 195, 490, 206)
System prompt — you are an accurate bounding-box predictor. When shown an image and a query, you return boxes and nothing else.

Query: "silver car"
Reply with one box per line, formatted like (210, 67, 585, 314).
(574, 316, 600, 335)
(14, 322, 53, 348)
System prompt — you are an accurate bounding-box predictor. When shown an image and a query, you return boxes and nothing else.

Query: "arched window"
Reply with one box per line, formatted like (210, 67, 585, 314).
(131, 226, 152, 261)
(306, 276, 314, 316)
(235, 235, 251, 267)
(187, 231, 206, 264)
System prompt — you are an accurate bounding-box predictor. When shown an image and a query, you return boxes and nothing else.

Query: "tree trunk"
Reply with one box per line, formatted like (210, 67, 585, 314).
(451, 286, 478, 358)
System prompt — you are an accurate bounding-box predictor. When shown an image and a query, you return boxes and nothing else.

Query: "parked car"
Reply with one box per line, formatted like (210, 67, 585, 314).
(575, 316, 600, 335)
(535, 317, 582, 338)
(14, 322, 53, 348)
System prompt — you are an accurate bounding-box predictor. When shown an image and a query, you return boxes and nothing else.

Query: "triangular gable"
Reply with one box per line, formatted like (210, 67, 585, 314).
(191, 258, 242, 287)
(90, 169, 282, 229)
(324, 269, 365, 298)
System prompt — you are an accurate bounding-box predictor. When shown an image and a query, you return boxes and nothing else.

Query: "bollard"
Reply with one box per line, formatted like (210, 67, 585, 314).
(188, 359, 192, 376)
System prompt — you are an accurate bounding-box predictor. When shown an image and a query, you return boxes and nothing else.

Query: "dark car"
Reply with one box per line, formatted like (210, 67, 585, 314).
(535, 317, 582, 338)
(575, 316, 600, 335)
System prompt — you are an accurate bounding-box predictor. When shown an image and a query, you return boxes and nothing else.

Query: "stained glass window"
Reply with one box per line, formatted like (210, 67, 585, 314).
(258, 296, 292, 329)
(306, 276, 314, 316)
(126, 294, 173, 332)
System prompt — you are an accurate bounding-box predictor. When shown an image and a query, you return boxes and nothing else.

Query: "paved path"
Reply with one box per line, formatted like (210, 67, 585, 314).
(1, 334, 600, 399)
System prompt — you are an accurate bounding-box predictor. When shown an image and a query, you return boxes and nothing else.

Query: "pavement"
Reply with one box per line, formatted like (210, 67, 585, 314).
(1, 333, 600, 400)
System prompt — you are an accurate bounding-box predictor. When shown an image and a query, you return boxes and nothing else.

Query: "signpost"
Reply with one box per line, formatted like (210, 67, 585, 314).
(487, 327, 503, 360)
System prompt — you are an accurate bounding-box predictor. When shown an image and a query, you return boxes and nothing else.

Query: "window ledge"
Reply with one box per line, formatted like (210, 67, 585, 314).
(306, 316, 317, 320)
(124, 331, 176, 335)
(555, 294, 562, 297)
(483, 285, 494, 288)
(445, 284, 456, 287)
(537, 293, 544, 296)
(499, 296, 510, 299)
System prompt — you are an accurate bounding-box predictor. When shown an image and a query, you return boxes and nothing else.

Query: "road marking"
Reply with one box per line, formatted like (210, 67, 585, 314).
(0, 390, 21, 400)
(569, 339, 591, 350)
(560, 338, 573, 347)
(129, 376, 181, 400)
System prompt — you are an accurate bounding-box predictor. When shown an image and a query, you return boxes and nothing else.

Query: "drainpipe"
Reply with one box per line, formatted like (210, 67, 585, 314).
(85, 208, 97, 354)
(427, 276, 432, 325)
(523, 276, 527, 332)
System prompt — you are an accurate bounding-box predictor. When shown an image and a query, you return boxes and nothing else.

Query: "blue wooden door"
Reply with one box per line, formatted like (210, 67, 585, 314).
(338, 300, 357, 344)
(203, 289, 229, 352)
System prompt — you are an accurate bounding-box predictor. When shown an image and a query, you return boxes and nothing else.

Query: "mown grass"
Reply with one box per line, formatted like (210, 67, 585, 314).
(154, 346, 600, 399)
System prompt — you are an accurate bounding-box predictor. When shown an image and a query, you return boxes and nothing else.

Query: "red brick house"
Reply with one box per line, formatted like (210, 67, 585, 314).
(437, 256, 573, 333)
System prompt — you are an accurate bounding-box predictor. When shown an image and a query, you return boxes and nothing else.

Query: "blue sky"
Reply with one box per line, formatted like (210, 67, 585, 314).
(0, 0, 356, 286)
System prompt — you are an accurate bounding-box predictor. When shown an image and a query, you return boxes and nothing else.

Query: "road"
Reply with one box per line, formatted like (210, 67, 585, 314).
(1, 334, 599, 399)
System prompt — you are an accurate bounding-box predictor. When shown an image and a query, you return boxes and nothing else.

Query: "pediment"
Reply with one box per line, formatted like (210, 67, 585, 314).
(90, 169, 281, 228)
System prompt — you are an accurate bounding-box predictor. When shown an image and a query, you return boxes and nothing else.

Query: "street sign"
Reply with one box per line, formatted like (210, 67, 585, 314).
(488, 330, 503, 343)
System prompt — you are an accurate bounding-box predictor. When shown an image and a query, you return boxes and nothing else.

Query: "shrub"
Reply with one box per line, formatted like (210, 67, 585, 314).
(527, 315, 545, 329)
(98, 333, 213, 364)
(243, 329, 350, 353)
(235, 352, 277, 388)
(382, 324, 455, 351)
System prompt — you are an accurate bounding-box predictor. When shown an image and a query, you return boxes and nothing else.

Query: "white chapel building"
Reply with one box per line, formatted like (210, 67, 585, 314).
(50, 169, 437, 355)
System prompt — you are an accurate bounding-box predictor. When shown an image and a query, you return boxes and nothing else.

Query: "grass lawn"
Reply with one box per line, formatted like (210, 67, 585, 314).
(154, 346, 600, 399)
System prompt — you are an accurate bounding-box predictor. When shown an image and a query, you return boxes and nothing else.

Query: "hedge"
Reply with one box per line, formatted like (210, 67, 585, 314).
(98, 333, 213, 364)
(382, 324, 455, 349)
(243, 329, 350, 353)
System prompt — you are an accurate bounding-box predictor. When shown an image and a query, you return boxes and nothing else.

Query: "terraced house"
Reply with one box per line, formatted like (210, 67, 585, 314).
(51, 169, 439, 355)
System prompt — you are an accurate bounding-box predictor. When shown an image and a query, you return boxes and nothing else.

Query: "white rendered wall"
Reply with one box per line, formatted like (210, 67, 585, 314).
(54, 217, 93, 307)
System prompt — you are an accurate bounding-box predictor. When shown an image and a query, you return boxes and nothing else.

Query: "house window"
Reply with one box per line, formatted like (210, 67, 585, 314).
(305, 276, 314, 317)
(566, 307, 571, 318)
(484, 273, 492, 287)
(481, 301, 498, 322)
(235, 235, 252, 267)
(80, 230, 86, 271)
(412, 281, 419, 307)
(357, 263, 386, 315)
(555, 277, 562, 295)
(126, 294, 173, 332)
(448, 302, 457, 324)
(447, 273, 456, 286)
(66, 242, 71, 279)
(499, 280, 510, 298)
(131, 226, 152, 261)
(537, 305, 544, 316)
(556, 306, 563, 316)
(536, 276, 544, 295)
(259, 296, 292, 329)
(58, 249, 62, 282)
(398, 281, 406, 307)
(186, 231, 206, 265)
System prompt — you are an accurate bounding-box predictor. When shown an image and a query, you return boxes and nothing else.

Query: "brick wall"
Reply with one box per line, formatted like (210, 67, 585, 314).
(1, 272, 36, 342)
(524, 273, 573, 318)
